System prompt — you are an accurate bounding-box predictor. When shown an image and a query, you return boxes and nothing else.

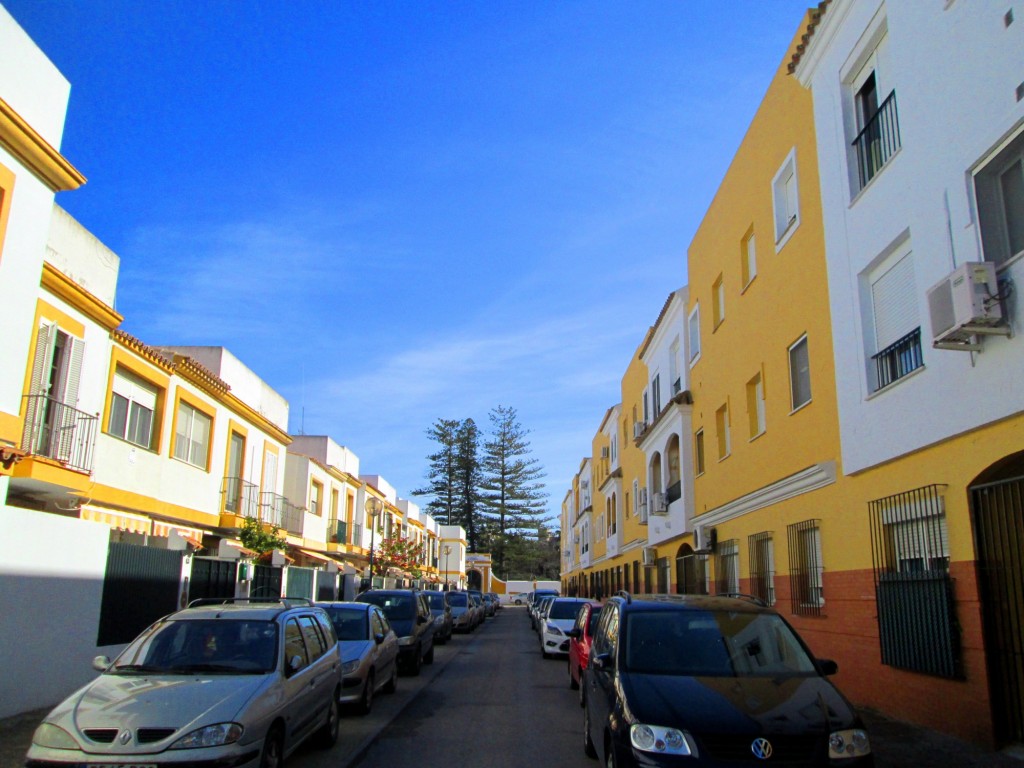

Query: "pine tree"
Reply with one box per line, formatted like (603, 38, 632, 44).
(412, 418, 462, 525)
(454, 418, 484, 552)
(479, 405, 547, 571)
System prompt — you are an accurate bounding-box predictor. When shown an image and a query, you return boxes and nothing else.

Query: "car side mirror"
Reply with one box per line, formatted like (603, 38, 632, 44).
(92, 655, 111, 672)
(287, 654, 305, 675)
(374, 633, 386, 645)
(567, 628, 581, 640)
(817, 658, 838, 676)
(417, 614, 428, 624)
(591, 652, 613, 671)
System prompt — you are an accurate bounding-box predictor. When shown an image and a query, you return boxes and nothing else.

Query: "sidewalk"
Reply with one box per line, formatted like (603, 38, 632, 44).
(3, 698, 1023, 767)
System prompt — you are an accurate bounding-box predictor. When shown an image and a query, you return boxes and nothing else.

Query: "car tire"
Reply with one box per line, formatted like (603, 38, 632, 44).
(604, 739, 617, 768)
(424, 643, 435, 664)
(260, 725, 285, 768)
(356, 671, 374, 715)
(569, 659, 579, 690)
(578, 673, 586, 707)
(383, 663, 398, 694)
(583, 698, 597, 759)
(315, 696, 340, 747)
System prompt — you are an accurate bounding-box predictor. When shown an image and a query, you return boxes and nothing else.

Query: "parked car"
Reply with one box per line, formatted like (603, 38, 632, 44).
(489, 592, 503, 610)
(531, 594, 557, 631)
(468, 592, 485, 628)
(448, 590, 476, 633)
(25, 597, 341, 768)
(481, 593, 497, 617)
(539, 597, 592, 658)
(424, 590, 454, 644)
(319, 601, 399, 714)
(355, 589, 435, 675)
(582, 593, 873, 767)
(568, 601, 602, 696)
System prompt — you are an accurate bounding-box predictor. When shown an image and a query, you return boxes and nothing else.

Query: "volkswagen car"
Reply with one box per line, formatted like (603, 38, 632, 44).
(582, 593, 873, 766)
(25, 597, 341, 768)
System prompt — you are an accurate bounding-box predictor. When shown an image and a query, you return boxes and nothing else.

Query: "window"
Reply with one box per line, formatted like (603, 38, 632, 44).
(741, 229, 757, 288)
(632, 479, 640, 517)
(715, 539, 739, 594)
(866, 243, 922, 390)
(23, 323, 88, 470)
(788, 335, 811, 410)
(694, 429, 705, 475)
(787, 519, 824, 616)
(746, 372, 766, 438)
(669, 338, 681, 395)
(772, 149, 800, 249)
(108, 369, 158, 449)
(651, 374, 662, 418)
(173, 399, 212, 468)
(311, 480, 323, 516)
(847, 26, 900, 193)
(975, 126, 1024, 266)
(688, 304, 701, 364)
(748, 532, 776, 606)
(715, 404, 730, 460)
(712, 274, 725, 328)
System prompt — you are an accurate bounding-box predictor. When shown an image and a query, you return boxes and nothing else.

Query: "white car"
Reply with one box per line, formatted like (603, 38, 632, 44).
(319, 601, 399, 714)
(25, 598, 341, 768)
(539, 597, 593, 658)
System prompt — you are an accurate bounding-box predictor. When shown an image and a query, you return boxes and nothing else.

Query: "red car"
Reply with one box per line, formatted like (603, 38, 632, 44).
(567, 601, 601, 703)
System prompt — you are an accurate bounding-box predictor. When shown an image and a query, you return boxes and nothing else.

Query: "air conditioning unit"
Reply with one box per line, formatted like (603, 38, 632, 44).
(642, 547, 657, 566)
(695, 526, 718, 553)
(638, 501, 649, 525)
(601, 447, 610, 459)
(651, 492, 668, 515)
(927, 261, 1006, 349)
(633, 421, 647, 439)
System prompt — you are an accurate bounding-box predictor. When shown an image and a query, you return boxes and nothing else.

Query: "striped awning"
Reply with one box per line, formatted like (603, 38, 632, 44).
(80, 506, 151, 535)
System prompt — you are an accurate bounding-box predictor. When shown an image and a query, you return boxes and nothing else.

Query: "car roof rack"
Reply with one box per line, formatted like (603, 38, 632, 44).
(186, 597, 313, 609)
(614, 590, 632, 604)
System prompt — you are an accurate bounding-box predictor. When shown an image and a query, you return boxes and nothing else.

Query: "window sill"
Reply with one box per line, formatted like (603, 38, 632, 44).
(866, 363, 925, 400)
(748, 429, 766, 443)
(789, 398, 812, 415)
(775, 218, 799, 253)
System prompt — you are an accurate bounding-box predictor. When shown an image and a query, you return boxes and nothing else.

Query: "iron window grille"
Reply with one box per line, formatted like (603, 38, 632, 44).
(747, 531, 776, 606)
(787, 519, 824, 616)
(871, 327, 923, 390)
(714, 539, 739, 594)
(853, 90, 901, 191)
(677, 552, 710, 595)
(869, 484, 960, 678)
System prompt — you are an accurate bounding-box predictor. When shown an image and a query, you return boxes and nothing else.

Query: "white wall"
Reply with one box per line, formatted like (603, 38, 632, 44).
(46, 206, 119, 306)
(0, 507, 113, 718)
(290, 434, 360, 476)
(798, 0, 1024, 474)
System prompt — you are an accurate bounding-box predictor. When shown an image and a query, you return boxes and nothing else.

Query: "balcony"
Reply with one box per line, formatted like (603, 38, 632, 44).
(222, 477, 259, 517)
(871, 327, 923, 390)
(853, 90, 900, 191)
(258, 492, 303, 530)
(21, 394, 97, 474)
(351, 522, 364, 548)
(329, 519, 347, 544)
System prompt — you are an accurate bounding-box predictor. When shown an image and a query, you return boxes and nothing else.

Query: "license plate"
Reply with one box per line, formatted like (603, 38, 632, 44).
(87, 764, 157, 768)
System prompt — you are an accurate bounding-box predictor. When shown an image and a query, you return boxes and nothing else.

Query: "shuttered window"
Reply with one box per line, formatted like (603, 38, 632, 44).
(871, 250, 917, 351)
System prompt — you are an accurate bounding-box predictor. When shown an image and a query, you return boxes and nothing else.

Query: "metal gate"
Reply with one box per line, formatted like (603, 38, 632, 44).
(316, 570, 337, 601)
(189, 557, 237, 602)
(252, 564, 282, 598)
(97, 543, 184, 646)
(972, 474, 1024, 745)
(287, 566, 314, 599)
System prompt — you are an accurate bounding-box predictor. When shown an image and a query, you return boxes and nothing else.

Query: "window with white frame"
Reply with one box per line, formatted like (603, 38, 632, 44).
(975, 126, 1024, 267)
(788, 519, 824, 615)
(742, 228, 757, 288)
(712, 274, 725, 328)
(772, 149, 800, 248)
(651, 373, 662, 417)
(789, 335, 812, 410)
(715, 539, 739, 594)
(715, 404, 730, 460)
(864, 241, 922, 391)
(746, 371, 766, 438)
(688, 304, 701, 364)
(108, 368, 158, 449)
(694, 429, 705, 475)
(748, 532, 776, 606)
(173, 399, 212, 468)
(844, 19, 899, 194)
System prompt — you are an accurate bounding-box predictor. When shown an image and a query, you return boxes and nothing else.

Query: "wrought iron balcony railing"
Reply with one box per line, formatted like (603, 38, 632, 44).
(853, 90, 901, 191)
(21, 394, 97, 473)
(871, 327, 923, 391)
(222, 476, 259, 517)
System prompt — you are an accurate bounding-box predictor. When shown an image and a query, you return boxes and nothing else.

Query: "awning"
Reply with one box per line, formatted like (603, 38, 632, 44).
(81, 506, 151, 535)
(328, 557, 359, 576)
(223, 539, 259, 557)
(298, 548, 334, 565)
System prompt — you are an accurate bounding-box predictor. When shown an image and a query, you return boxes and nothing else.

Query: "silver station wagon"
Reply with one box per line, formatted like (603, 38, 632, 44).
(25, 598, 342, 768)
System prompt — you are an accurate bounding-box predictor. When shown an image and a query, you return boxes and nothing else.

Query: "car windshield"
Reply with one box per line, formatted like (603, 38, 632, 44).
(360, 593, 416, 620)
(448, 593, 468, 607)
(426, 593, 446, 609)
(624, 610, 819, 677)
(323, 607, 368, 641)
(549, 601, 585, 620)
(111, 619, 278, 675)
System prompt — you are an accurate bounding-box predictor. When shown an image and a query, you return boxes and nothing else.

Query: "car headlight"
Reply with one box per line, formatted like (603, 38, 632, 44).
(398, 635, 415, 646)
(342, 659, 361, 675)
(629, 724, 694, 756)
(32, 723, 79, 750)
(828, 729, 871, 758)
(170, 723, 243, 750)
(545, 624, 563, 636)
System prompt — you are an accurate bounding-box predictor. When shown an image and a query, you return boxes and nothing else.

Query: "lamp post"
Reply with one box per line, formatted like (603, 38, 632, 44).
(442, 545, 452, 590)
(365, 496, 384, 590)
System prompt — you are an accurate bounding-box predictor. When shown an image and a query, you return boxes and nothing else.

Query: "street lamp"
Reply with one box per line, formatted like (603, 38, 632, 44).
(365, 496, 384, 590)
(443, 545, 452, 590)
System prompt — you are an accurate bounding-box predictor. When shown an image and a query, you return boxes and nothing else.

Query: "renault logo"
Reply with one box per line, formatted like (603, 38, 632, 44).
(119, 730, 132, 745)
(751, 738, 773, 759)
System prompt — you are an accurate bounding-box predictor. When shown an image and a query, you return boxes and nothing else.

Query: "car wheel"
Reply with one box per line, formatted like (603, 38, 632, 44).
(424, 642, 435, 664)
(604, 738, 617, 768)
(356, 671, 374, 715)
(315, 695, 340, 747)
(583, 698, 597, 759)
(569, 658, 579, 690)
(578, 672, 586, 707)
(383, 663, 398, 694)
(260, 725, 284, 768)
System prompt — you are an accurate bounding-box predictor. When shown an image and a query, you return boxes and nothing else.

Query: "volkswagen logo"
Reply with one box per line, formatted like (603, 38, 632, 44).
(751, 737, 773, 759)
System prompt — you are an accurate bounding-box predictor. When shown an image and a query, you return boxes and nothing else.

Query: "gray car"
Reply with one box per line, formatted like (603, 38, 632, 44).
(24, 597, 341, 768)
(319, 601, 399, 715)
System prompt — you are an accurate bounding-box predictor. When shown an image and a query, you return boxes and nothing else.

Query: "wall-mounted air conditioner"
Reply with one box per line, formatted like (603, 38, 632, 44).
(633, 421, 647, 439)
(695, 526, 717, 553)
(651, 492, 668, 515)
(642, 547, 657, 566)
(927, 261, 1007, 350)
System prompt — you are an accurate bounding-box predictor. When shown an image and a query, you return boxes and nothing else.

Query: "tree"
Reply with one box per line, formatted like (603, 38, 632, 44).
(413, 418, 462, 525)
(454, 418, 484, 552)
(479, 405, 547, 572)
(372, 535, 425, 578)
(239, 516, 287, 555)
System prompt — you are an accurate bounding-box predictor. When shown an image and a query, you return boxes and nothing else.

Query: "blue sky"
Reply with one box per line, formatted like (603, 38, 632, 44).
(5, 1, 812, 526)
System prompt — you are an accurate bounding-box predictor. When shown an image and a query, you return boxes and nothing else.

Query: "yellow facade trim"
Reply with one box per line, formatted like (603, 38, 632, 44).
(41, 262, 122, 331)
(0, 161, 14, 266)
(76, 483, 220, 527)
(169, 388, 217, 472)
(11, 455, 91, 490)
(112, 330, 175, 373)
(102, 347, 171, 454)
(0, 95, 85, 192)
(0, 410, 22, 447)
